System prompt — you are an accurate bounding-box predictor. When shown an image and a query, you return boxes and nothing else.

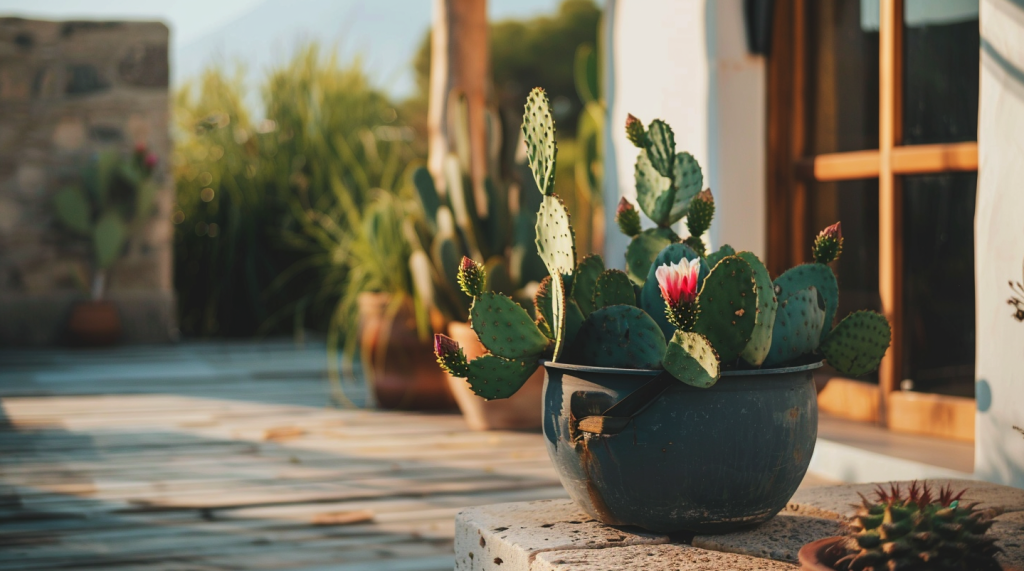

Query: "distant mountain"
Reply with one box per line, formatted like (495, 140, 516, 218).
(174, 0, 563, 99)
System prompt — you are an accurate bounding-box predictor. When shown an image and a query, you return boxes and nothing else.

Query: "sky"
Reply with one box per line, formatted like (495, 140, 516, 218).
(0, 0, 564, 98)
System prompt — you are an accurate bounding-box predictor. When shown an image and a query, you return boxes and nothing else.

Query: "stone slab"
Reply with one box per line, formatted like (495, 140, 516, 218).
(994, 509, 1024, 569)
(533, 544, 796, 570)
(454, 499, 670, 571)
(692, 511, 846, 563)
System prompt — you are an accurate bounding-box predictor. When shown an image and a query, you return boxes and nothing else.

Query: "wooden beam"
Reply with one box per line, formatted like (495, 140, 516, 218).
(817, 377, 880, 423)
(797, 150, 881, 181)
(878, 0, 904, 426)
(892, 141, 979, 174)
(888, 392, 976, 442)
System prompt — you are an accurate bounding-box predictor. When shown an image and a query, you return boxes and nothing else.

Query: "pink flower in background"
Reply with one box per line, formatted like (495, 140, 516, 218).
(656, 258, 701, 306)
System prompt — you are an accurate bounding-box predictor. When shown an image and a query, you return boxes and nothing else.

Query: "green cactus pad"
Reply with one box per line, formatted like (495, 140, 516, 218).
(820, 310, 891, 377)
(563, 299, 585, 358)
(466, 355, 539, 400)
(573, 254, 605, 317)
(592, 269, 636, 310)
(663, 331, 721, 388)
(634, 151, 672, 226)
(522, 88, 558, 196)
(640, 242, 708, 340)
(691, 255, 757, 363)
(763, 286, 826, 368)
(550, 272, 568, 361)
(412, 167, 440, 227)
(571, 305, 666, 369)
(625, 226, 680, 284)
(53, 187, 92, 235)
(643, 119, 676, 178)
(705, 244, 735, 269)
(736, 251, 779, 367)
(773, 263, 838, 343)
(535, 275, 555, 338)
(470, 292, 550, 360)
(536, 194, 576, 279)
(670, 152, 703, 222)
(94, 212, 127, 270)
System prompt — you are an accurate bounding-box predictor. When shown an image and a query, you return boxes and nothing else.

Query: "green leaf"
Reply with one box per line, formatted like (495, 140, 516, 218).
(93, 211, 126, 270)
(53, 187, 92, 235)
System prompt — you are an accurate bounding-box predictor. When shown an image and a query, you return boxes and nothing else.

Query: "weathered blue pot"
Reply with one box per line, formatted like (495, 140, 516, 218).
(541, 360, 821, 534)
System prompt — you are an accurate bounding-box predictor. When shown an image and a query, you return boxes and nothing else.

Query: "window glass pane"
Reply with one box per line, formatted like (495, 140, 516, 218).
(806, 0, 880, 154)
(902, 0, 980, 144)
(902, 173, 976, 396)
(810, 179, 881, 382)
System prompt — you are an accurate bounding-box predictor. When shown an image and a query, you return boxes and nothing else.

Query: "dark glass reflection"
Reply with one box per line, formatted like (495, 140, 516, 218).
(903, 0, 980, 144)
(807, 0, 880, 154)
(902, 173, 977, 395)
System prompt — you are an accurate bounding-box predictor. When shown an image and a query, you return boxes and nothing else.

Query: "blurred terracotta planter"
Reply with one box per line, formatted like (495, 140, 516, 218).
(67, 300, 122, 347)
(444, 321, 543, 431)
(357, 292, 456, 411)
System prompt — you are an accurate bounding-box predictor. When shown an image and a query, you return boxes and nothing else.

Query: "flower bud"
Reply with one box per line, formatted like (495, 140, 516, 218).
(434, 334, 470, 377)
(457, 256, 486, 297)
(625, 114, 646, 148)
(615, 197, 642, 237)
(685, 188, 715, 241)
(813, 221, 843, 264)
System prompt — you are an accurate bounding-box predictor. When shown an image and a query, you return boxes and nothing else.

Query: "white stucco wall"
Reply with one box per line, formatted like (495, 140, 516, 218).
(975, 0, 1024, 488)
(603, 0, 766, 269)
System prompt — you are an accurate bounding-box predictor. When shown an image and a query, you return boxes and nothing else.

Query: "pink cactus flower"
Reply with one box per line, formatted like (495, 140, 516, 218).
(656, 258, 701, 306)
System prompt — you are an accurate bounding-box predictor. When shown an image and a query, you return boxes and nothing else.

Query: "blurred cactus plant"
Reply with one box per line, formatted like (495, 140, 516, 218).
(52, 145, 158, 300)
(434, 87, 893, 400)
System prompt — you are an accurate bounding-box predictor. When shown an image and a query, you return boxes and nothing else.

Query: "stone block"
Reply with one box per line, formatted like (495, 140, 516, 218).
(454, 500, 670, 571)
(692, 512, 846, 563)
(534, 544, 797, 570)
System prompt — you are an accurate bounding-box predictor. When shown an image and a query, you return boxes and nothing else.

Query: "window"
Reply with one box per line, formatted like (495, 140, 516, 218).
(767, 0, 979, 441)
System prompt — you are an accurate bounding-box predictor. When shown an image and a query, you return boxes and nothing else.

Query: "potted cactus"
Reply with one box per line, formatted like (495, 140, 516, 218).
(52, 146, 158, 346)
(798, 482, 1012, 571)
(433, 88, 892, 533)
(410, 95, 550, 429)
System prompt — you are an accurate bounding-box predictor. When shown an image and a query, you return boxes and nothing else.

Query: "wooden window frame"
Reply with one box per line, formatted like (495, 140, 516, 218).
(767, 0, 977, 442)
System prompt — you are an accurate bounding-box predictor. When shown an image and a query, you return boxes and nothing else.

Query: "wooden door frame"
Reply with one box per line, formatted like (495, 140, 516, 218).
(766, 0, 978, 442)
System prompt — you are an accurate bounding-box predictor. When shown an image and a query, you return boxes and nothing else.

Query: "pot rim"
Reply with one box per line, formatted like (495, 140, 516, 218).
(541, 359, 823, 377)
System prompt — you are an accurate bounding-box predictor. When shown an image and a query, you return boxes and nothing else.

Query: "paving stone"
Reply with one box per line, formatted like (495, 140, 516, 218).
(692, 512, 847, 563)
(994, 510, 1024, 569)
(454, 499, 670, 571)
(533, 544, 797, 570)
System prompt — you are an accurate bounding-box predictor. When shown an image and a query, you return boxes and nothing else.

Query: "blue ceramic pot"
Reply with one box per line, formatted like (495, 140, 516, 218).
(541, 360, 821, 534)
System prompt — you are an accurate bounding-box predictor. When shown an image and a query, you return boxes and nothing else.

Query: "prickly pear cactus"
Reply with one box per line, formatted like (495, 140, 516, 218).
(466, 355, 539, 400)
(534, 275, 555, 338)
(691, 255, 758, 363)
(573, 254, 605, 317)
(470, 292, 550, 359)
(536, 194, 577, 280)
(571, 305, 666, 369)
(735, 251, 778, 367)
(663, 331, 720, 388)
(820, 310, 891, 377)
(522, 88, 558, 196)
(705, 244, 735, 270)
(763, 287, 826, 368)
(625, 226, 680, 284)
(640, 242, 707, 340)
(592, 269, 636, 309)
(774, 264, 839, 344)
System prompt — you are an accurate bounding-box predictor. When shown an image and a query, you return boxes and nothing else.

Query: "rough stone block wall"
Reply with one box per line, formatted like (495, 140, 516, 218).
(0, 18, 175, 345)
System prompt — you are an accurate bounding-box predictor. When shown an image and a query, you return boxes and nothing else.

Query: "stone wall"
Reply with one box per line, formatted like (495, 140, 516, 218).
(0, 18, 175, 345)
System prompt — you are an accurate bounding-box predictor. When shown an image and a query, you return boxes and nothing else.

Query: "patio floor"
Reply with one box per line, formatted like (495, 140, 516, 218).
(0, 340, 570, 571)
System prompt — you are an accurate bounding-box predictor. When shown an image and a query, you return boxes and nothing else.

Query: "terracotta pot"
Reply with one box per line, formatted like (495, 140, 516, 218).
(797, 537, 1021, 571)
(444, 321, 543, 431)
(67, 300, 122, 347)
(357, 292, 456, 411)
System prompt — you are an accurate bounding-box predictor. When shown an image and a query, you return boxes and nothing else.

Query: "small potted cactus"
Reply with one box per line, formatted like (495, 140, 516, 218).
(434, 88, 892, 533)
(798, 482, 1011, 571)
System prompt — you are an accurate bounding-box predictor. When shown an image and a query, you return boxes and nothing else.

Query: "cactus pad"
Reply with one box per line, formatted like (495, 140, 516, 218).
(691, 255, 757, 363)
(639, 242, 708, 340)
(763, 287, 826, 368)
(571, 305, 666, 369)
(470, 292, 549, 359)
(634, 151, 672, 226)
(592, 269, 636, 309)
(736, 251, 778, 366)
(534, 275, 554, 338)
(625, 226, 680, 284)
(668, 152, 703, 223)
(412, 167, 440, 226)
(663, 331, 721, 388)
(820, 310, 891, 377)
(466, 355, 539, 400)
(550, 272, 568, 361)
(522, 88, 558, 196)
(643, 119, 676, 178)
(774, 263, 838, 343)
(573, 254, 605, 317)
(536, 194, 577, 279)
(705, 244, 735, 270)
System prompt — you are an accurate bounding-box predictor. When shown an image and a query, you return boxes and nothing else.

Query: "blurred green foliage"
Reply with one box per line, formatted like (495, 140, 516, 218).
(173, 46, 419, 337)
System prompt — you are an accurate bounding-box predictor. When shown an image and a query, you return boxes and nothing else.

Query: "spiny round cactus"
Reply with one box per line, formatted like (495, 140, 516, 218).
(616, 197, 642, 237)
(831, 481, 1003, 571)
